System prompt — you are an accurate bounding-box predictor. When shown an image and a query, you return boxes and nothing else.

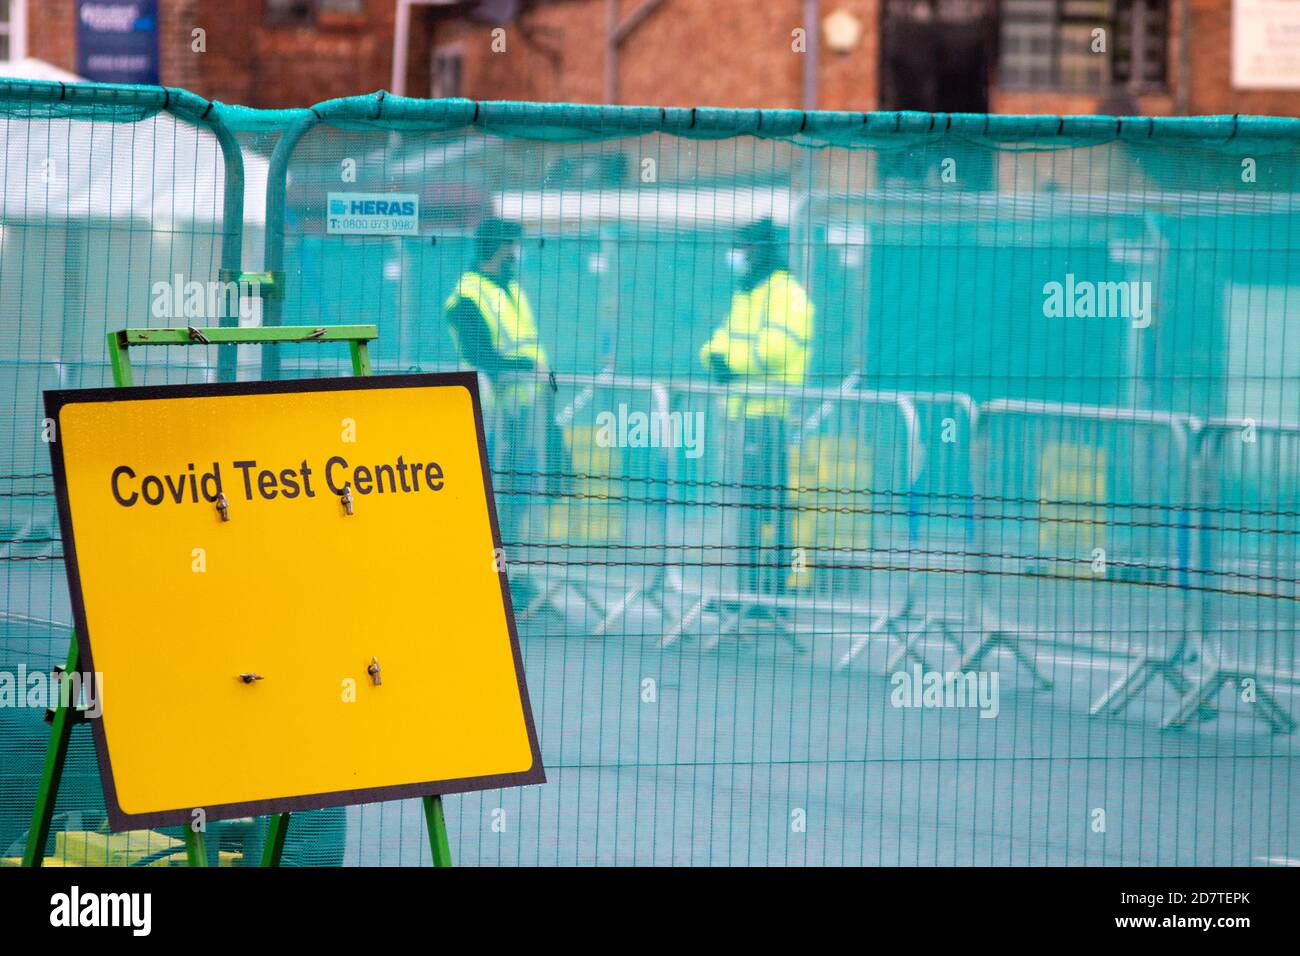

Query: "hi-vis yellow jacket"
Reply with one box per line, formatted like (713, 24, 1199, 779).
(699, 269, 813, 418)
(444, 270, 548, 405)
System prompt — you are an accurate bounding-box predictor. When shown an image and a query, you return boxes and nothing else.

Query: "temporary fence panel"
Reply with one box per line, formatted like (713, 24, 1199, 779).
(969, 401, 1198, 690)
(2, 84, 1299, 866)
(502, 369, 677, 639)
(660, 380, 917, 653)
(835, 390, 978, 674)
(1186, 419, 1300, 733)
(0, 83, 345, 867)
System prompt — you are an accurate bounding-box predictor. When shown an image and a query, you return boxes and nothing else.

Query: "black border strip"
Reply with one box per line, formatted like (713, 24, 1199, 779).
(44, 371, 546, 832)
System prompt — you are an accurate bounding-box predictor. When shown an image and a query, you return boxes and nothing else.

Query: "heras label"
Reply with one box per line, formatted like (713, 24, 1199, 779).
(326, 192, 420, 236)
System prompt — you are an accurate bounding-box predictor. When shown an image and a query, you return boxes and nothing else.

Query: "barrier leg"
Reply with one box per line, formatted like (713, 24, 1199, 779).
(1091, 657, 1160, 716)
(839, 602, 910, 672)
(884, 616, 961, 674)
(701, 602, 742, 649)
(595, 567, 680, 637)
(1093, 656, 1220, 721)
(960, 629, 1053, 690)
(919, 616, 969, 655)
(836, 598, 964, 673)
(594, 584, 644, 636)
(660, 595, 706, 649)
(837, 628, 876, 671)
(1164, 669, 1296, 734)
(1248, 681, 1299, 735)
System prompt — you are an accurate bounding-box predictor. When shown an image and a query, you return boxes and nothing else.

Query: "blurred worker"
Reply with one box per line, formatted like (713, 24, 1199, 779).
(699, 218, 813, 596)
(445, 217, 561, 604)
(445, 216, 546, 395)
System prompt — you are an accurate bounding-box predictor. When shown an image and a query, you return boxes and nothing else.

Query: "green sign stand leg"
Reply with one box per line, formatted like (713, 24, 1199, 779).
(184, 828, 210, 867)
(423, 795, 453, 868)
(261, 812, 291, 866)
(21, 639, 81, 867)
(22, 324, 460, 869)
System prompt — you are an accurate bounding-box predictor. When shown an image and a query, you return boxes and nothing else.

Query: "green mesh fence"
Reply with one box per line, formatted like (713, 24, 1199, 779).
(2, 79, 1299, 866)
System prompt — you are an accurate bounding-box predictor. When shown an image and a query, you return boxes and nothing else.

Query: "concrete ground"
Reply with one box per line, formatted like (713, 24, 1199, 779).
(4, 560, 1298, 867)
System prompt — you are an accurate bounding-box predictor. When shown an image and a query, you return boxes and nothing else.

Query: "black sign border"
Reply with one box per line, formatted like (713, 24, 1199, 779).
(44, 371, 546, 832)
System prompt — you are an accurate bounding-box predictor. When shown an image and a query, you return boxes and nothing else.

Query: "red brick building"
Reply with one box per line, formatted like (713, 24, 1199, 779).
(7, 1, 1300, 116)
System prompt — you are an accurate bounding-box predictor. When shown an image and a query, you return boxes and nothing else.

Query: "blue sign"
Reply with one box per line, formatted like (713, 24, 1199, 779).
(76, 1, 160, 85)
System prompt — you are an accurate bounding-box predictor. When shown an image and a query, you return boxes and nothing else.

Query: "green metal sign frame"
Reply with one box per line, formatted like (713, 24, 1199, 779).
(24, 324, 454, 869)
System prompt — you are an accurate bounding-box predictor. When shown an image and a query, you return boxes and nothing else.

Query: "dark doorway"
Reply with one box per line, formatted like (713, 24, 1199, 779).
(879, 0, 1000, 113)
(878, 0, 999, 188)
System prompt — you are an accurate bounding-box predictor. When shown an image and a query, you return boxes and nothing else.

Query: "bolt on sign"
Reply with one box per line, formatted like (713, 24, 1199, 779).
(45, 373, 544, 830)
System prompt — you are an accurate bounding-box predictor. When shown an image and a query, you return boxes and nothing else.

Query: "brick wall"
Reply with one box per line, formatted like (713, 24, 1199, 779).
(190, 0, 396, 108)
(28, 0, 198, 88)
(424, 0, 1300, 117)
(1187, 0, 1300, 115)
(162, 0, 202, 91)
(18, 0, 1300, 116)
(817, 0, 880, 111)
(27, 0, 76, 72)
(431, 0, 867, 109)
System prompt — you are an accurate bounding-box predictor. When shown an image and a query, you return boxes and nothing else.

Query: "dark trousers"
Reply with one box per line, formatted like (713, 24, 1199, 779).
(491, 388, 566, 544)
(494, 405, 534, 542)
(738, 415, 790, 596)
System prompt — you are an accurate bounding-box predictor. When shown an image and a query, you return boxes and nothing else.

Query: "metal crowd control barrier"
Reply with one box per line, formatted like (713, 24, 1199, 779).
(1180, 418, 1299, 733)
(835, 391, 978, 673)
(561, 372, 684, 637)
(969, 400, 1198, 697)
(491, 370, 680, 634)
(659, 378, 921, 655)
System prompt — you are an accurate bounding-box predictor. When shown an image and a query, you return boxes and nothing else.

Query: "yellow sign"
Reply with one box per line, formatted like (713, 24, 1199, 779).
(46, 373, 543, 831)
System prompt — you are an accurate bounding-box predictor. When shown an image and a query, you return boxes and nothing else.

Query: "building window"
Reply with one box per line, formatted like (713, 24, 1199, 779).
(431, 45, 464, 99)
(266, 0, 364, 26)
(999, 0, 1168, 92)
(0, 0, 27, 63)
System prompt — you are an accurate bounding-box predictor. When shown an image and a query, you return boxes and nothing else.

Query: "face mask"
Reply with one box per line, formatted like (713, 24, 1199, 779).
(497, 245, 520, 283)
(726, 248, 749, 274)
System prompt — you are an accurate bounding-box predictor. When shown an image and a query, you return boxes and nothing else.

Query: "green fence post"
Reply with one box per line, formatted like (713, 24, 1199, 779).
(260, 112, 322, 382)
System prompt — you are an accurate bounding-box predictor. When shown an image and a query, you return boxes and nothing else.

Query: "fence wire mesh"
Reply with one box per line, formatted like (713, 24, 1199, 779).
(2, 81, 1299, 865)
